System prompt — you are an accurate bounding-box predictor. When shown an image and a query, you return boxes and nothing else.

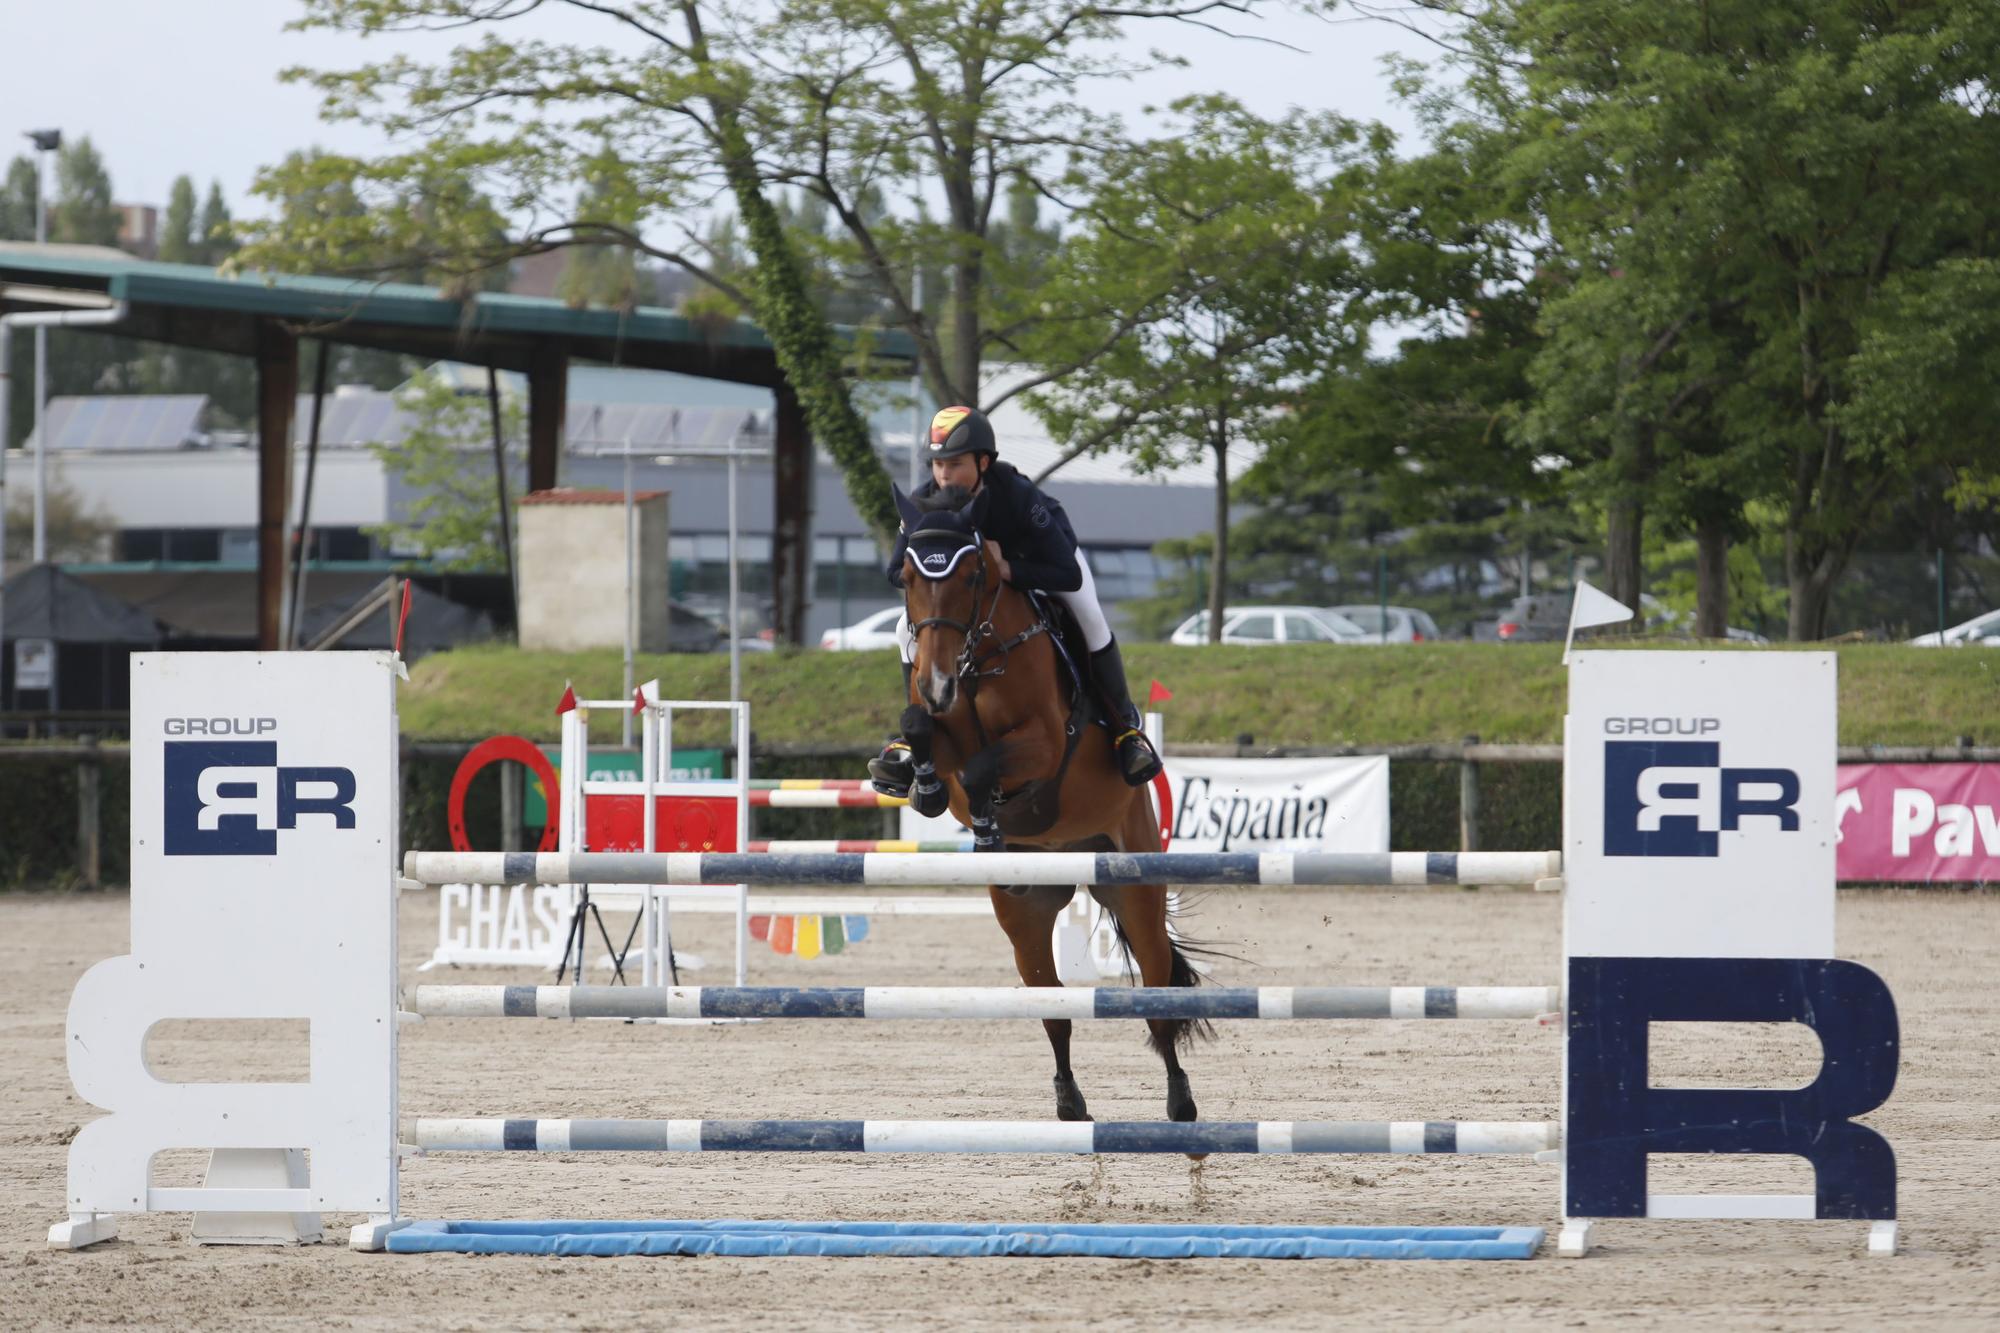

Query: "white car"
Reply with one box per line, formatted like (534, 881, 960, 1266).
(821, 606, 906, 650)
(1168, 606, 1368, 646)
(1909, 608, 2000, 647)
(1326, 604, 1444, 643)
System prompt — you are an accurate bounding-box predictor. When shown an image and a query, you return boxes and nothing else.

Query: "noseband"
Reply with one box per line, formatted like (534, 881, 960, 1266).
(907, 532, 1046, 684)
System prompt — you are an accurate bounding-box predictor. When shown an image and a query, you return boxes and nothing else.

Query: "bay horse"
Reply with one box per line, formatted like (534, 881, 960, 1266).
(893, 484, 1207, 1124)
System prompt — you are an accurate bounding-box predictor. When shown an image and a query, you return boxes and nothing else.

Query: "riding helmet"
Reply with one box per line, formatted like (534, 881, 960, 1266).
(928, 405, 997, 460)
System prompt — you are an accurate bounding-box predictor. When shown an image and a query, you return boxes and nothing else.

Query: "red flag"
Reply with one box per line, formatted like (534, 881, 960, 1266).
(1147, 679, 1174, 704)
(556, 683, 577, 716)
(632, 687, 647, 717)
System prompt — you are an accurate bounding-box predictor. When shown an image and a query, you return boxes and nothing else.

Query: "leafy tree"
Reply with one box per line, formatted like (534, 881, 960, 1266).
(0, 157, 36, 241)
(367, 369, 526, 570)
(1027, 99, 1375, 641)
(196, 182, 235, 265)
(52, 137, 118, 247)
(157, 176, 199, 264)
(3, 476, 116, 565)
(1370, 0, 2000, 639)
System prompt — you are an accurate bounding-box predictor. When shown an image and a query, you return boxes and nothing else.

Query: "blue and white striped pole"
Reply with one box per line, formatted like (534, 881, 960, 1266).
(402, 849, 1562, 889)
(414, 1118, 1558, 1156)
(410, 984, 1560, 1022)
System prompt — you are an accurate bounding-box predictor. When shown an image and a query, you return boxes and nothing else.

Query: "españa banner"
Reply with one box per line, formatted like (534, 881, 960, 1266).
(899, 755, 1389, 854)
(1164, 756, 1390, 854)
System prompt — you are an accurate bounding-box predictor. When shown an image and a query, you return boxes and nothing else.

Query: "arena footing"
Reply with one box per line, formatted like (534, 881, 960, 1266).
(383, 1218, 1547, 1260)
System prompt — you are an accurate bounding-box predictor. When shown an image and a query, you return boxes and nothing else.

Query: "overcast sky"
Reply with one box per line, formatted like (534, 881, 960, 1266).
(2, 1, 1434, 220)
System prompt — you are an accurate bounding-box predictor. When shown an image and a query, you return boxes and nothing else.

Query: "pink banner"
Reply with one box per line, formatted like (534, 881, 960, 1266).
(1836, 764, 2000, 883)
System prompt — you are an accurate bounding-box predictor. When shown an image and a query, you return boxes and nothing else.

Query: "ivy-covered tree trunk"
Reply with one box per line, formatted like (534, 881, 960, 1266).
(684, 2, 897, 639)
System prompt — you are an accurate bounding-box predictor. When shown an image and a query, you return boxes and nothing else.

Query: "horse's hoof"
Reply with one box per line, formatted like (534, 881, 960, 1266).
(1054, 1076, 1092, 1122)
(1167, 1073, 1198, 1123)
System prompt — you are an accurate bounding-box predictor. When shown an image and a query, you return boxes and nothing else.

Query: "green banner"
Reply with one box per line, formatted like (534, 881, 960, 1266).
(523, 746, 725, 823)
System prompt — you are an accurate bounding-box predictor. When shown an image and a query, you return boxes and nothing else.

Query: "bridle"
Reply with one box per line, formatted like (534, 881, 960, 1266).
(906, 531, 1047, 687)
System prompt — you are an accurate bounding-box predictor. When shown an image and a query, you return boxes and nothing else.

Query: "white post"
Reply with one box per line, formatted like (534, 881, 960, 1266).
(621, 437, 636, 749)
(727, 445, 741, 703)
(640, 695, 658, 986)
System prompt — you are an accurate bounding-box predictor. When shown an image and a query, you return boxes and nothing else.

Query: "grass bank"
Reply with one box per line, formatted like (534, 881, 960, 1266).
(400, 641, 1995, 748)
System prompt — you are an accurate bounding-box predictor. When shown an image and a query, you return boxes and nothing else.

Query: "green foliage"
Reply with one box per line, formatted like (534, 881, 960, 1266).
(0, 156, 38, 241)
(367, 369, 525, 570)
(1027, 97, 1379, 636)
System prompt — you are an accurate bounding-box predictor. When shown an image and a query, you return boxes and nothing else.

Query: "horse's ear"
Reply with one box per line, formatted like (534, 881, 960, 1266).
(962, 485, 992, 531)
(892, 484, 923, 533)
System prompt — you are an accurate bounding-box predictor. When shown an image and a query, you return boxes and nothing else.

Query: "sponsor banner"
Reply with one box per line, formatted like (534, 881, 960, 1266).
(1836, 763, 2000, 882)
(1165, 756, 1388, 853)
(898, 755, 1389, 854)
(1564, 651, 1836, 960)
(525, 745, 722, 822)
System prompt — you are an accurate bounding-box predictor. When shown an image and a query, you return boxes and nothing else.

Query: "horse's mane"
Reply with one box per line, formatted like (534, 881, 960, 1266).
(914, 484, 976, 518)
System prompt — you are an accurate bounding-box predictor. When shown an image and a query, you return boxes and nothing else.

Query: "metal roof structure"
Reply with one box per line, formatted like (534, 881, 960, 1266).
(0, 244, 915, 377)
(0, 242, 914, 647)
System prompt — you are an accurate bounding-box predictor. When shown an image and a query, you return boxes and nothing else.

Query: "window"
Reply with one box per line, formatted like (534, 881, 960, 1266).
(1229, 612, 1276, 641)
(1340, 606, 1385, 634)
(1284, 614, 1335, 642)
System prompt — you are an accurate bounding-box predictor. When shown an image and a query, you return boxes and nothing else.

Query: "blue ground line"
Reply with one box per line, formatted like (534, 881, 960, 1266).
(385, 1218, 1547, 1260)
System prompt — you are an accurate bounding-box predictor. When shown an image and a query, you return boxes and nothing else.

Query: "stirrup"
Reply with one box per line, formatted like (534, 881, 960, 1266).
(868, 740, 914, 798)
(1112, 727, 1163, 785)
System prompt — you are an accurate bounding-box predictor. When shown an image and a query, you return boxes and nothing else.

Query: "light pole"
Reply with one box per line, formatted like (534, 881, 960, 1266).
(25, 128, 60, 566)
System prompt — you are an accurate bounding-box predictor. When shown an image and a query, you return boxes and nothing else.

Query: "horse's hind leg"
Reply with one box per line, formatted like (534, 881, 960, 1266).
(991, 884, 1092, 1121)
(1096, 883, 1200, 1122)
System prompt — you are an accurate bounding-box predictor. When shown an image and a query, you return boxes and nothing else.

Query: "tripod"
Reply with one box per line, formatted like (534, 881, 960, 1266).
(553, 885, 680, 986)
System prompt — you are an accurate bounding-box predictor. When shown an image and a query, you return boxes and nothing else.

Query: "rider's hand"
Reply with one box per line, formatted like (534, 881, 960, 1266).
(985, 540, 1012, 583)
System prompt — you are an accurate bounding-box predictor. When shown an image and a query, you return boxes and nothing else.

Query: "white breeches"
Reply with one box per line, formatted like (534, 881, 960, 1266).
(899, 550, 1112, 662)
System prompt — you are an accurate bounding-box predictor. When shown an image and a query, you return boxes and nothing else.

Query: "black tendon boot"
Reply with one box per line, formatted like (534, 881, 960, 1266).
(1088, 637, 1163, 786)
(866, 660, 917, 796)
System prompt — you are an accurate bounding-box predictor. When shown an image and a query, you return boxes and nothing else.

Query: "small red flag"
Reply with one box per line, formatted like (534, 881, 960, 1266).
(632, 687, 648, 717)
(1147, 679, 1173, 704)
(556, 683, 578, 716)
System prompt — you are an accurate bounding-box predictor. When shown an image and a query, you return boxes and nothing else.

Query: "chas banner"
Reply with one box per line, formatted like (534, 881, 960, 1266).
(1836, 763, 2000, 882)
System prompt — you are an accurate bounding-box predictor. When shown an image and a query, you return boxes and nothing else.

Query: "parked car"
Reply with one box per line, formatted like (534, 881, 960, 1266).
(1909, 608, 2000, 647)
(1326, 604, 1443, 643)
(1489, 591, 1770, 644)
(820, 605, 906, 650)
(1492, 592, 1573, 643)
(679, 597, 776, 652)
(1168, 605, 1368, 646)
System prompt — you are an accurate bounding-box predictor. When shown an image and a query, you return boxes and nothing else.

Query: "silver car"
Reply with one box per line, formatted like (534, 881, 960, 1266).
(1169, 606, 1368, 645)
(1326, 604, 1444, 643)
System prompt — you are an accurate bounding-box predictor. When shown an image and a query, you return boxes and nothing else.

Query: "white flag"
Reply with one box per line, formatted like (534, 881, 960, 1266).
(1564, 580, 1635, 664)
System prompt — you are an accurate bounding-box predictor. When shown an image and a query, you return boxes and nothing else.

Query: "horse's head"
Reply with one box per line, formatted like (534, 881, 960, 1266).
(896, 483, 994, 715)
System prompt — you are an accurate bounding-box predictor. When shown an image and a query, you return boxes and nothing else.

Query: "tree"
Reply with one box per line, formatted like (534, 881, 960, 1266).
(196, 182, 236, 265)
(52, 138, 118, 247)
(1026, 99, 1375, 641)
(367, 369, 525, 570)
(158, 177, 199, 264)
(0, 157, 35, 241)
(1368, 0, 2000, 638)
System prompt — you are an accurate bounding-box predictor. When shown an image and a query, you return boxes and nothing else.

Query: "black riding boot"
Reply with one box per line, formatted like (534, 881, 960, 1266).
(1088, 637, 1163, 786)
(867, 659, 917, 796)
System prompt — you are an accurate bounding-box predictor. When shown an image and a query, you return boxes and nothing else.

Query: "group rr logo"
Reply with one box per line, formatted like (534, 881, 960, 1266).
(1600, 717, 1802, 857)
(162, 718, 358, 856)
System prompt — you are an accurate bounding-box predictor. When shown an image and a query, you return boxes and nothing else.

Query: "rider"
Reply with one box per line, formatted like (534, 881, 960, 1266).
(868, 405, 1164, 794)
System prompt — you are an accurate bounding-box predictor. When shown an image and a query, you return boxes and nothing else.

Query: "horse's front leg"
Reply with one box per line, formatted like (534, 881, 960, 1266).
(899, 706, 950, 819)
(957, 740, 1007, 851)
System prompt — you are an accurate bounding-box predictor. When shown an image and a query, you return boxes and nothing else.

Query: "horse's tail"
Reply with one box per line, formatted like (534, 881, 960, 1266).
(1102, 897, 1237, 1057)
